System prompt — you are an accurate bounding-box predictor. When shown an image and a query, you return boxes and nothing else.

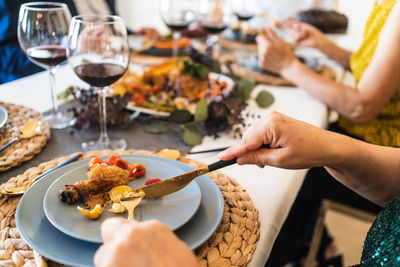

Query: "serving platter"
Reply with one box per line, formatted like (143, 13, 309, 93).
(0, 106, 8, 129)
(43, 156, 202, 243)
(16, 154, 224, 267)
(125, 72, 235, 117)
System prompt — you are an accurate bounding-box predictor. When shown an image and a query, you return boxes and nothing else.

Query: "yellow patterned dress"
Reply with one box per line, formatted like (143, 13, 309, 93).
(338, 0, 400, 147)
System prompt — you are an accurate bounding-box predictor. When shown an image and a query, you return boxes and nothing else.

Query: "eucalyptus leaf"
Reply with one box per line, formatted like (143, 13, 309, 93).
(57, 86, 75, 100)
(144, 122, 170, 134)
(237, 78, 256, 101)
(194, 98, 208, 122)
(169, 110, 193, 123)
(181, 126, 203, 146)
(255, 91, 275, 108)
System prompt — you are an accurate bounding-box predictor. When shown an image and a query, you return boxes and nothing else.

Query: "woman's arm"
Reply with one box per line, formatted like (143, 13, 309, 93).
(258, 1, 400, 123)
(285, 20, 352, 68)
(218, 112, 400, 207)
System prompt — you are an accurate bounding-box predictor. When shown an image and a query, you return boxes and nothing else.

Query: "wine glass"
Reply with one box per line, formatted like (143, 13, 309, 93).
(160, 0, 196, 57)
(198, 0, 232, 57)
(18, 2, 76, 129)
(67, 15, 129, 151)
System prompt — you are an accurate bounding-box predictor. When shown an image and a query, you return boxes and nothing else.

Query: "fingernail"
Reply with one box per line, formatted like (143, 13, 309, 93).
(217, 151, 226, 159)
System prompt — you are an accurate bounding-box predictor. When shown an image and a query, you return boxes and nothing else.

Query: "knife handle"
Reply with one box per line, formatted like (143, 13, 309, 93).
(208, 158, 237, 172)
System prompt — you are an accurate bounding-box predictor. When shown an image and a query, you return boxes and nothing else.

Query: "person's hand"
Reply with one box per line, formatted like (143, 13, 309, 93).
(256, 27, 298, 74)
(285, 19, 328, 50)
(218, 111, 336, 169)
(94, 218, 199, 267)
(78, 25, 110, 54)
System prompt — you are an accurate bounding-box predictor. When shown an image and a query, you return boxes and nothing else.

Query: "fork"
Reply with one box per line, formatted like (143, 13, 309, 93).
(120, 195, 144, 220)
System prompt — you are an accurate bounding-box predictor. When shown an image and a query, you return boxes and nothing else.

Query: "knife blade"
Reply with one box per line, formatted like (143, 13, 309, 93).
(132, 158, 237, 199)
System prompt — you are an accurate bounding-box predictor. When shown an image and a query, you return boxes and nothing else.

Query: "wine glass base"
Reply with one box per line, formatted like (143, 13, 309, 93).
(45, 112, 76, 129)
(81, 138, 127, 152)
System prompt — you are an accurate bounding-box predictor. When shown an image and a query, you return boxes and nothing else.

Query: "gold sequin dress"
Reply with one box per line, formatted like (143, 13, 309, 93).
(338, 0, 400, 147)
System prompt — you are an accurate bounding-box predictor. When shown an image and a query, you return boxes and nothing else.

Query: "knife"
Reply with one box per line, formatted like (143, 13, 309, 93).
(132, 158, 237, 199)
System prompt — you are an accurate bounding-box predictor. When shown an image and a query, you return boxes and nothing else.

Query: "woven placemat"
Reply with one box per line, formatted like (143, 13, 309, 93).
(0, 102, 51, 172)
(0, 150, 260, 267)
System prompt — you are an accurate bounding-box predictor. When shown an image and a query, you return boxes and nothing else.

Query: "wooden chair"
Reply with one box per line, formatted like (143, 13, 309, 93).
(304, 199, 376, 267)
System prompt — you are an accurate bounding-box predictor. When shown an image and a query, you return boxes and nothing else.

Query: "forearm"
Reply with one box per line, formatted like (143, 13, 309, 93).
(281, 60, 374, 123)
(323, 132, 400, 207)
(318, 38, 352, 69)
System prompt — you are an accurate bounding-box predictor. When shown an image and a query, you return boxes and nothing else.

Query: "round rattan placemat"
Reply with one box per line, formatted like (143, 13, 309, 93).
(0, 150, 260, 267)
(0, 102, 51, 172)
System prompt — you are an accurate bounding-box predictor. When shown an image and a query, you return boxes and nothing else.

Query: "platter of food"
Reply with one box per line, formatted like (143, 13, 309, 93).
(43, 155, 201, 244)
(112, 58, 235, 117)
(129, 34, 191, 57)
(16, 154, 224, 267)
(0, 105, 8, 129)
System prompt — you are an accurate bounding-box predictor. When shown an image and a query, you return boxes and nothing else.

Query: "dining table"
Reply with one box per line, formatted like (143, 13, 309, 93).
(0, 61, 331, 266)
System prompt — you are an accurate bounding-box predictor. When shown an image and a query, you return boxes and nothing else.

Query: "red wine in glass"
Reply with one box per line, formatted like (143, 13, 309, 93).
(165, 21, 190, 31)
(202, 23, 228, 34)
(234, 12, 254, 21)
(26, 45, 67, 68)
(74, 63, 126, 88)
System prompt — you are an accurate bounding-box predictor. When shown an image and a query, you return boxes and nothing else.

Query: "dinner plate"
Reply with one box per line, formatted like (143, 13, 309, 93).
(126, 72, 235, 117)
(43, 156, 202, 243)
(16, 155, 224, 267)
(0, 106, 8, 129)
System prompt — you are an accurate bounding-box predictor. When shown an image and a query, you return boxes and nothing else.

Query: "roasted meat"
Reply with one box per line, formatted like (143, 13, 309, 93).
(59, 164, 133, 207)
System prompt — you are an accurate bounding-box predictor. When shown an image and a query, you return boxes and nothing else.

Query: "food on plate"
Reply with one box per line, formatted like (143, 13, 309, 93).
(295, 9, 348, 33)
(128, 163, 147, 178)
(112, 58, 232, 113)
(154, 149, 181, 160)
(109, 185, 133, 203)
(88, 157, 104, 170)
(153, 37, 191, 49)
(77, 204, 104, 220)
(59, 155, 146, 207)
(59, 155, 149, 220)
(145, 178, 162, 185)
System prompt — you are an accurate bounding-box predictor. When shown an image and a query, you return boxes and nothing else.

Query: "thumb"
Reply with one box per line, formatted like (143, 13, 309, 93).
(266, 27, 281, 43)
(101, 217, 138, 242)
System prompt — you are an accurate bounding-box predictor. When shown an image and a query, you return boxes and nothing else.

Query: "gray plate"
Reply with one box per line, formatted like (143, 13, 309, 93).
(43, 156, 201, 243)
(0, 106, 8, 129)
(16, 155, 224, 267)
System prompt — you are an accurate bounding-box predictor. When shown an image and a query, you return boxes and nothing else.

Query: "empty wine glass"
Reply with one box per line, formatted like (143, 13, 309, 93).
(198, 0, 232, 57)
(18, 2, 76, 129)
(67, 15, 129, 151)
(160, 0, 196, 57)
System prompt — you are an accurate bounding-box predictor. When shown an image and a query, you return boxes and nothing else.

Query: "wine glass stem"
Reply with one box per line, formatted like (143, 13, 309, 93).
(172, 31, 180, 58)
(48, 67, 59, 117)
(97, 87, 110, 145)
(210, 34, 220, 59)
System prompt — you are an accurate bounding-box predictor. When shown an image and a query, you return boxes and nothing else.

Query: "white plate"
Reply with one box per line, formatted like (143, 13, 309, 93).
(43, 156, 201, 243)
(126, 72, 235, 117)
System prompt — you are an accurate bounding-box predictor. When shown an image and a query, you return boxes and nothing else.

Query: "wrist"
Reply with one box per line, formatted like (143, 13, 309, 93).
(280, 58, 303, 80)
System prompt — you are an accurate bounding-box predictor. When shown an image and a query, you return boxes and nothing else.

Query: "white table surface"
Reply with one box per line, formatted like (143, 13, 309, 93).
(0, 65, 328, 267)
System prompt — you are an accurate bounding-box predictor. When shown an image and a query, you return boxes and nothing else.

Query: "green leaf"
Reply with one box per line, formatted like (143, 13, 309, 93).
(210, 60, 222, 74)
(255, 91, 275, 108)
(194, 98, 208, 122)
(57, 86, 75, 100)
(237, 78, 256, 101)
(181, 125, 203, 146)
(195, 64, 209, 79)
(144, 122, 170, 134)
(169, 109, 193, 123)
